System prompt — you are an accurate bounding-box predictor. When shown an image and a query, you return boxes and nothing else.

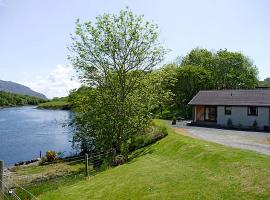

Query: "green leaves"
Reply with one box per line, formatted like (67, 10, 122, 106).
(69, 8, 166, 155)
(181, 48, 258, 89)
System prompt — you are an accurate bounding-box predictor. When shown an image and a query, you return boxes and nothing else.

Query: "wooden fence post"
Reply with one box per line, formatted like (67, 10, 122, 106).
(85, 154, 89, 177)
(0, 160, 4, 199)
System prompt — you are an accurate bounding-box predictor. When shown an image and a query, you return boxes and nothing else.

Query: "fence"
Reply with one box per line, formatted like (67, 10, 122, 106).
(0, 150, 114, 200)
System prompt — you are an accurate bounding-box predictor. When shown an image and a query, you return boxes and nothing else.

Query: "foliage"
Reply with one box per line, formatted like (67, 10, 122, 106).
(45, 151, 58, 162)
(258, 77, 270, 88)
(112, 155, 127, 166)
(38, 101, 71, 110)
(252, 120, 258, 130)
(69, 8, 167, 156)
(156, 48, 259, 119)
(227, 118, 233, 127)
(153, 64, 178, 119)
(181, 48, 259, 89)
(128, 122, 168, 152)
(174, 65, 212, 118)
(0, 91, 46, 107)
(237, 123, 243, 129)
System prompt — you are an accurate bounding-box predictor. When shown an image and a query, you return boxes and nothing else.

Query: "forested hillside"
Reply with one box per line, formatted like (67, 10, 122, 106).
(0, 91, 47, 107)
(0, 80, 47, 99)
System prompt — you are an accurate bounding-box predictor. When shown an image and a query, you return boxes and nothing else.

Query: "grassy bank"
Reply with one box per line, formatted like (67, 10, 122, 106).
(37, 101, 71, 110)
(34, 120, 270, 200)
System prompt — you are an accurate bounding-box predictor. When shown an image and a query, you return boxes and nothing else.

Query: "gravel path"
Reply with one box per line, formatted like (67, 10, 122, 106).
(168, 120, 270, 156)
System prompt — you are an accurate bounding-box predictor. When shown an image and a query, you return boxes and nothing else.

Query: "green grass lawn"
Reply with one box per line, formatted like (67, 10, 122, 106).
(36, 120, 270, 200)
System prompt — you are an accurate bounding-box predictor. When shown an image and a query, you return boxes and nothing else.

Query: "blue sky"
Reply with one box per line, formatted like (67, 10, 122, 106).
(0, 0, 269, 98)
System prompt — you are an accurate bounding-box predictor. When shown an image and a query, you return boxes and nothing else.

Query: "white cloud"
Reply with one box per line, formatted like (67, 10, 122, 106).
(20, 65, 81, 99)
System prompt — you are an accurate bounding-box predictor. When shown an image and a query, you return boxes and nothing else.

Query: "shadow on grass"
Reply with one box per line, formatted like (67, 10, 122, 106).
(17, 171, 85, 199)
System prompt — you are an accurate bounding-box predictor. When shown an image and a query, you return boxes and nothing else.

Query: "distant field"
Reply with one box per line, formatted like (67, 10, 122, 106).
(37, 101, 71, 110)
(34, 120, 270, 200)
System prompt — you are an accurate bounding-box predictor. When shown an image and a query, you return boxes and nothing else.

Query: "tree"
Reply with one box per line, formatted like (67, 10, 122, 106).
(214, 49, 258, 89)
(174, 65, 211, 118)
(259, 78, 270, 88)
(181, 48, 259, 89)
(69, 8, 166, 156)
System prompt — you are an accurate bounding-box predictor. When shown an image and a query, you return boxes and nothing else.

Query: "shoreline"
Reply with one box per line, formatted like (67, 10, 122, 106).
(0, 104, 38, 109)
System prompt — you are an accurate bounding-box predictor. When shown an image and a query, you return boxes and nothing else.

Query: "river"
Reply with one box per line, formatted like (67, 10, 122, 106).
(0, 106, 75, 167)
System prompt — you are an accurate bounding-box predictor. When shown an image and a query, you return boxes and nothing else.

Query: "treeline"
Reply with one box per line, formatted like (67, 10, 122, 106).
(0, 91, 47, 107)
(259, 78, 270, 87)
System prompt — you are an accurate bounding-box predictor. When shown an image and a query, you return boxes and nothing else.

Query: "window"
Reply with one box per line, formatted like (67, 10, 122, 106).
(204, 106, 217, 121)
(225, 106, 232, 115)
(248, 106, 258, 116)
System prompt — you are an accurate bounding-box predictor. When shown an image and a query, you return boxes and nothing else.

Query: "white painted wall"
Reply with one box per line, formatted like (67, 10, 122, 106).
(217, 106, 269, 129)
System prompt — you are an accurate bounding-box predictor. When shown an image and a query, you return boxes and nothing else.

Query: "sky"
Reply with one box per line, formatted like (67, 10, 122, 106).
(0, 0, 269, 98)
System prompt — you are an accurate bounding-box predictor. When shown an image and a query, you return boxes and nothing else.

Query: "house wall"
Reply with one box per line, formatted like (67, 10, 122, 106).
(217, 106, 269, 129)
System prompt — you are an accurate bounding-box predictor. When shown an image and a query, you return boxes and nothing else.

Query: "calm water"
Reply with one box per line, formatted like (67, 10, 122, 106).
(0, 106, 75, 166)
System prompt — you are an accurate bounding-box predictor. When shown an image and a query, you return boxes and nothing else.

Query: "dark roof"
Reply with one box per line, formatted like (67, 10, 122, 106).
(188, 90, 270, 106)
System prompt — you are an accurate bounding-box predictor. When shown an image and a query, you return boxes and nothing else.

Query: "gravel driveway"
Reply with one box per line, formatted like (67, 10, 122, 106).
(168, 120, 270, 156)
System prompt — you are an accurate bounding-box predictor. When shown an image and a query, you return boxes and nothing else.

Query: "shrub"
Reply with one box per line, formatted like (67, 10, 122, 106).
(112, 155, 127, 166)
(128, 124, 168, 152)
(252, 120, 258, 130)
(227, 118, 233, 127)
(172, 116, 177, 125)
(46, 150, 57, 162)
(237, 123, 243, 129)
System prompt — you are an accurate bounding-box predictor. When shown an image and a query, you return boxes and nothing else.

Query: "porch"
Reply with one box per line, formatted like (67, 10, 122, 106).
(193, 105, 217, 125)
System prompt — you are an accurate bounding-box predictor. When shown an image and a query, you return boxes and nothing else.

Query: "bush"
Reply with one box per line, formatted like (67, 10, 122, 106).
(237, 123, 243, 129)
(252, 120, 258, 130)
(227, 118, 233, 127)
(129, 124, 168, 152)
(112, 155, 127, 166)
(172, 116, 176, 125)
(46, 150, 57, 162)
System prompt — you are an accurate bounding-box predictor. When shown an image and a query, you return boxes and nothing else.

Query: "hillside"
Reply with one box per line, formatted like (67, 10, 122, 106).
(0, 80, 47, 99)
(16, 120, 270, 200)
(0, 91, 47, 106)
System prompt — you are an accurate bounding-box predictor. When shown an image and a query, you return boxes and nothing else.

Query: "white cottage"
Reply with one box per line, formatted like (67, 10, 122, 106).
(188, 89, 270, 131)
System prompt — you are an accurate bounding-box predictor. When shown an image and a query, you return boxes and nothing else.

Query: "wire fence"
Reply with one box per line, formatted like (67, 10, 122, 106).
(0, 150, 114, 200)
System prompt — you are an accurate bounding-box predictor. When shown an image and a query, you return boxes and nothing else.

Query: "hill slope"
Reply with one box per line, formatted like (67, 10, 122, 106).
(0, 80, 47, 99)
(0, 91, 46, 106)
(38, 120, 270, 200)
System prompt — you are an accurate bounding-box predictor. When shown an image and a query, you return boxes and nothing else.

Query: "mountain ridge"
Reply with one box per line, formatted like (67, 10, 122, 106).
(0, 80, 47, 99)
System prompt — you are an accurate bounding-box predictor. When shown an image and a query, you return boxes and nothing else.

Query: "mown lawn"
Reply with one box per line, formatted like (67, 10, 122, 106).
(37, 120, 270, 199)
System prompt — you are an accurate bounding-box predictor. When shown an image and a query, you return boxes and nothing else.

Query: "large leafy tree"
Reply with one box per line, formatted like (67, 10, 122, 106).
(69, 8, 167, 155)
(174, 65, 211, 118)
(181, 48, 259, 89)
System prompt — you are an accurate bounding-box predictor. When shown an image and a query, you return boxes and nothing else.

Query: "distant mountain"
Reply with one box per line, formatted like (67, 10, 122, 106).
(0, 80, 47, 99)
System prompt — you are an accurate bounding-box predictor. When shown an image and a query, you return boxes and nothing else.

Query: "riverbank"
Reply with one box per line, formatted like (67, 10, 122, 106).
(37, 101, 71, 110)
